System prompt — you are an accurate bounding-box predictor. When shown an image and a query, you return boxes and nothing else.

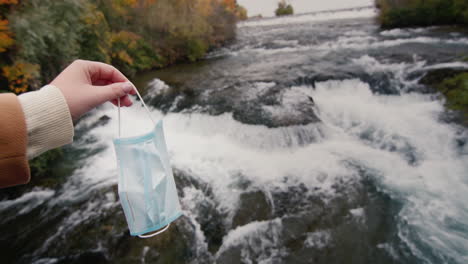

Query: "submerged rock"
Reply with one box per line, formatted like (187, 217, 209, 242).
(232, 189, 273, 228)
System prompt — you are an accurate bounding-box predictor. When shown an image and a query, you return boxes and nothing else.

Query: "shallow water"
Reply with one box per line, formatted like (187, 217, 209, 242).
(1, 7, 468, 264)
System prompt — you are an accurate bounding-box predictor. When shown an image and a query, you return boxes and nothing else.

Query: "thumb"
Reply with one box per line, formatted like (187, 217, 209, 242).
(95, 81, 134, 104)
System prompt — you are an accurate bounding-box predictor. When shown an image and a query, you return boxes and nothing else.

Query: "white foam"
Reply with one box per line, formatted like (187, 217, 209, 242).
(350, 207, 364, 218)
(0, 189, 55, 223)
(380, 29, 411, 37)
(22, 76, 467, 261)
(344, 30, 368, 36)
(239, 8, 377, 28)
(147, 78, 170, 95)
(32, 258, 58, 264)
(261, 85, 318, 124)
(351, 55, 412, 74)
(181, 187, 213, 261)
(377, 243, 400, 260)
(311, 79, 468, 262)
(315, 36, 468, 53)
(0, 189, 54, 212)
(239, 35, 468, 58)
(351, 55, 427, 89)
(272, 39, 299, 46)
(216, 219, 284, 262)
(304, 230, 332, 249)
(422, 62, 468, 71)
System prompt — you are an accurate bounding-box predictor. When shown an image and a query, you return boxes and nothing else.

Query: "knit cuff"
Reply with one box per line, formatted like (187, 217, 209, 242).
(18, 85, 74, 159)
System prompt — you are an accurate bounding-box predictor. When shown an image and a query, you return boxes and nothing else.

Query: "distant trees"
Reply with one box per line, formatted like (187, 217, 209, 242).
(275, 0, 294, 17)
(235, 4, 248, 20)
(376, 0, 468, 28)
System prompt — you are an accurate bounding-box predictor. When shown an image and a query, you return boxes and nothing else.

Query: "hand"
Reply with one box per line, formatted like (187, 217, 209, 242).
(50, 59, 136, 121)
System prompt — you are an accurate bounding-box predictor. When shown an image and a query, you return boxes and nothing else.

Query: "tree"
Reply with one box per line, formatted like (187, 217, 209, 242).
(275, 0, 293, 17)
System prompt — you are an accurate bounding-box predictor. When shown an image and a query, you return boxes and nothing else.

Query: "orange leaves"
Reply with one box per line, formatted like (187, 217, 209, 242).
(0, 0, 18, 5)
(116, 0, 138, 7)
(222, 0, 236, 11)
(0, 19, 9, 31)
(197, 0, 214, 17)
(0, 0, 17, 52)
(110, 31, 142, 66)
(220, 0, 247, 20)
(0, 19, 14, 52)
(110, 31, 141, 50)
(1, 62, 40, 94)
(116, 50, 133, 65)
(83, 9, 105, 26)
(0, 0, 23, 94)
(137, 0, 157, 7)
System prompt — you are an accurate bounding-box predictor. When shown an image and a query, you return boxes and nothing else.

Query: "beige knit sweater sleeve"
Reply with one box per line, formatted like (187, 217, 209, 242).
(18, 85, 74, 159)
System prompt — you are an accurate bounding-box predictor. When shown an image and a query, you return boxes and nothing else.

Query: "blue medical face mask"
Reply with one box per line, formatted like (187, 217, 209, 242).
(113, 89, 182, 238)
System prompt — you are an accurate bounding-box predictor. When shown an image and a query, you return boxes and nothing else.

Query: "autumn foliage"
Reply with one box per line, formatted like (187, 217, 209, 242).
(0, 19, 13, 52)
(2, 62, 39, 93)
(0, 1, 23, 93)
(0, 0, 247, 94)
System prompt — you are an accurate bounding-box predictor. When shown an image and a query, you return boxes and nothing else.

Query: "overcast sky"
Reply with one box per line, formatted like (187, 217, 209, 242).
(237, 0, 374, 17)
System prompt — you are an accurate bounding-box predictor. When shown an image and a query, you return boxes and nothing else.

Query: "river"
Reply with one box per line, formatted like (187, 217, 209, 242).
(1, 7, 468, 264)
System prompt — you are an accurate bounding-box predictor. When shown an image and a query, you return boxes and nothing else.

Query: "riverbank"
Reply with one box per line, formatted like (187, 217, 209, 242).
(420, 68, 468, 125)
(376, 0, 468, 28)
(0, 0, 245, 94)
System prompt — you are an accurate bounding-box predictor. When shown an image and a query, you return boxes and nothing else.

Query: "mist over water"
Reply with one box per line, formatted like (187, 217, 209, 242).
(1, 7, 468, 264)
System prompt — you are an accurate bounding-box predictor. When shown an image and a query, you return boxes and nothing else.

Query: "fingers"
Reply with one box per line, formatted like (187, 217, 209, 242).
(77, 60, 129, 84)
(93, 78, 136, 95)
(111, 95, 133, 107)
(93, 82, 135, 107)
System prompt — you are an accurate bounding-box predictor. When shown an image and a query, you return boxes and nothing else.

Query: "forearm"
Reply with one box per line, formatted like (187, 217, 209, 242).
(0, 93, 30, 187)
(18, 85, 74, 159)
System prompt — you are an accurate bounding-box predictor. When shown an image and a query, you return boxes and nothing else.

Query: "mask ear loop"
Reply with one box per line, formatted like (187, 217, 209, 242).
(138, 223, 171, 238)
(116, 85, 156, 138)
(117, 97, 121, 138)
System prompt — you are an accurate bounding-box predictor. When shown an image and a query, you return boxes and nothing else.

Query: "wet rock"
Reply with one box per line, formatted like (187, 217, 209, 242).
(232, 84, 321, 128)
(232, 102, 320, 128)
(56, 251, 108, 264)
(174, 169, 226, 253)
(360, 73, 400, 95)
(232, 190, 273, 228)
(186, 190, 226, 254)
(281, 215, 309, 246)
(271, 183, 316, 217)
(215, 219, 284, 264)
(277, 177, 410, 264)
(282, 247, 332, 264)
(292, 73, 351, 88)
(199, 207, 226, 253)
(148, 75, 321, 128)
(174, 169, 215, 199)
(74, 115, 111, 137)
(215, 245, 242, 264)
(110, 215, 200, 264)
(96, 115, 111, 125)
